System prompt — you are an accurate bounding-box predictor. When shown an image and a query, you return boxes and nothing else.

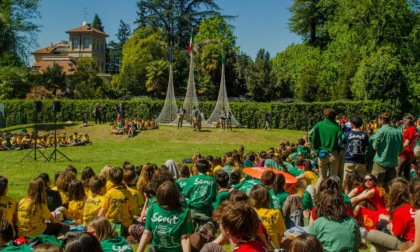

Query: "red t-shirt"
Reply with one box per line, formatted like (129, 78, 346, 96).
(368, 187, 386, 211)
(400, 126, 419, 159)
(234, 240, 267, 252)
(392, 204, 416, 242)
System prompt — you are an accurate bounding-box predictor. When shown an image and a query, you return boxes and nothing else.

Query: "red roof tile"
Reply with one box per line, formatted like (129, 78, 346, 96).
(66, 25, 108, 36)
(32, 60, 77, 75)
(32, 44, 59, 54)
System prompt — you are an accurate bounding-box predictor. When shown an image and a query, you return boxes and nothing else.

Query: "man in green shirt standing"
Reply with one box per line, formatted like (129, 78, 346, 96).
(309, 108, 343, 192)
(372, 112, 403, 190)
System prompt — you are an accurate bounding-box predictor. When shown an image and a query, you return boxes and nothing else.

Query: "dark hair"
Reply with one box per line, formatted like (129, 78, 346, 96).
(411, 178, 420, 209)
(273, 174, 286, 194)
(196, 158, 210, 173)
(364, 174, 378, 186)
(146, 169, 175, 197)
(0, 176, 8, 196)
(89, 176, 106, 195)
(0, 219, 13, 243)
(33, 243, 63, 252)
(260, 170, 276, 186)
(214, 170, 229, 189)
(295, 156, 305, 166)
(123, 169, 136, 184)
(63, 232, 103, 252)
(350, 116, 363, 128)
(81, 167, 95, 182)
(156, 181, 182, 210)
(36, 173, 50, 186)
(213, 201, 259, 240)
(109, 167, 123, 185)
(387, 178, 410, 219)
(379, 112, 391, 123)
(68, 180, 86, 201)
(323, 108, 336, 120)
(178, 165, 190, 178)
(246, 153, 256, 163)
(249, 184, 271, 209)
(315, 189, 348, 221)
(343, 171, 364, 193)
(213, 156, 222, 166)
(228, 190, 249, 202)
(318, 178, 341, 193)
(290, 233, 324, 252)
(65, 165, 78, 176)
(230, 170, 242, 185)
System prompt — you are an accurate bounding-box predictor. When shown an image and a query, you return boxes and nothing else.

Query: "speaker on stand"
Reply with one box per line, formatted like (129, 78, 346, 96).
(20, 101, 47, 161)
(45, 101, 71, 162)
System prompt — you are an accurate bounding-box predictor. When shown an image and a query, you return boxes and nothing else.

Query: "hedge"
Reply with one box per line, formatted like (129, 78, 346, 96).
(0, 99, 404, 131)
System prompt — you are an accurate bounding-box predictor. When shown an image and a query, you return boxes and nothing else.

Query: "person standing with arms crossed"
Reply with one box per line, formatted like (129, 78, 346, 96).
(177, 105, 186, 129)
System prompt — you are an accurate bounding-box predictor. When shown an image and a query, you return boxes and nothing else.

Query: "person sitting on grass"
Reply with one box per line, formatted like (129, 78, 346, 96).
(83, 176, 106, 226)
(18, 178, 69, 237)
(137, 181, 193, 252)
(366, 178, 415, 252)
(87, 216, 133, 252)
(98, 167, 135, 231)
(67, 180, 87, 225)
(182, 158, 217, 230)
(0, 176, 18, 237)
(309, 189, 360, 252)
(212, 170, 230, 210)
(52, 170, 76, 208)
(176, 164, 190, 190)
(249, 184, 286, 250)
(201, 201, 267, 252)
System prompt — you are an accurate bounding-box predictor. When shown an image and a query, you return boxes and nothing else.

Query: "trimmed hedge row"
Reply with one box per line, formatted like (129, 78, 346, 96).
(0, 99, 403, 131)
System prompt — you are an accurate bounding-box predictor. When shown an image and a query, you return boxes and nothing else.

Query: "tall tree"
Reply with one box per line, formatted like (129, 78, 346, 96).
(246, 49, 273, 101)
(145, 60, 169, 98)
(92, 13, 104, 31)
(106, 20, 132, 74)
(41, 64, 66, 94)
(289, 0, 335, 48)
(0, 0, 40, 65)
(135, 0, 222, 47)
(71, 57, 105, 99)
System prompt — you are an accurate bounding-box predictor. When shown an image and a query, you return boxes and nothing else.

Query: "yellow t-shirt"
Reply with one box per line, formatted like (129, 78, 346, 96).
(127, 187, 140, 216)
(105, 180, 114, 193)
(68, 200, 85, 223)
(103, 186, 135, 228)
(255, 208, 286, 249)
(0, 195, 18, 224)
(305, 171, 319, 187)
(17, 198, 51, 237)
(83, 194, 105, 226)
(212, 165, 222, 173)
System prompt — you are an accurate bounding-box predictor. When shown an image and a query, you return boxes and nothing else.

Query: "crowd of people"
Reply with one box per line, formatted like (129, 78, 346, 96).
(0, 129, 91, 151)
(110, 118, 159, 137)
(0, 108, 419, 252)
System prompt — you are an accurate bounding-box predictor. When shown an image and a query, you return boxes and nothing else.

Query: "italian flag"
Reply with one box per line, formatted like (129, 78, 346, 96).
(189, 29, 193, 54)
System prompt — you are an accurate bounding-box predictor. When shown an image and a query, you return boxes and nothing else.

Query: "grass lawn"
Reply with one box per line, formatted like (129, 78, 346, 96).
(1, 123, 305, 200)
(1, 122, 371, 252)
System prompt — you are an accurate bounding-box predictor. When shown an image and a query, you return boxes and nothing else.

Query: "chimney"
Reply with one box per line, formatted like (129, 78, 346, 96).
(87, 23, 92, 30)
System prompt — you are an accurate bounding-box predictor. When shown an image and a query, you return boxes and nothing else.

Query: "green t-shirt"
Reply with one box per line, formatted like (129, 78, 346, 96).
(270, 189, 289, 215)
(145, 203, 193, 252)
(417, 127, 420, 146)
(342, 193, 354, 210)
(297, 146, 311, 159)
(301, 190, 313, 210)
(182, 174, 217, 212)
(309, 216, 361, 252)
(236, 178, 262, 195)
(100, 236, 133, 252)
(373, 124, 403, 167)
(212, 190, 229, 210)
(0, 244, 33, 251)
(309, 119, 343, 152)
(176, 178, 188, 190)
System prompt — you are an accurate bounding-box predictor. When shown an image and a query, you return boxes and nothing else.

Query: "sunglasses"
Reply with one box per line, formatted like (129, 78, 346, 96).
(365, 178, 374, 182)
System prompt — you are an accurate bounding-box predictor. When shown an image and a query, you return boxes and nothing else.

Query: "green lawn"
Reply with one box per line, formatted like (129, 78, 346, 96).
(1, 123, 371, 252)
(1, 123, 304, 200)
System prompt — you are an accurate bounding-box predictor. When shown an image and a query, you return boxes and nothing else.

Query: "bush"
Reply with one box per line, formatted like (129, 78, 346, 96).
(0, 99, 406, 131)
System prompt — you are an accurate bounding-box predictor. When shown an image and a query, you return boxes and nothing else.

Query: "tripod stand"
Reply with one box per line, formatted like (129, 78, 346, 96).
(45, 110, 71, 162)
(20, 111, 47, 162)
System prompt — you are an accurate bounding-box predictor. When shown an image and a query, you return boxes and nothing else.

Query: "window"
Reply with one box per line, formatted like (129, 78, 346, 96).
(84, 39, 90, 48)
(73, 40, 79, 49)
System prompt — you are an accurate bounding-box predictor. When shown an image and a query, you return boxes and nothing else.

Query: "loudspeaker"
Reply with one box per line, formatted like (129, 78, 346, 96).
(52, 101, 61, 113)
(33, 101, 42, 113)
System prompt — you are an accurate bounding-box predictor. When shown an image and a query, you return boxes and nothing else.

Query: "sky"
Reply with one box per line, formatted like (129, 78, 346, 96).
(34, 0, 301, 61)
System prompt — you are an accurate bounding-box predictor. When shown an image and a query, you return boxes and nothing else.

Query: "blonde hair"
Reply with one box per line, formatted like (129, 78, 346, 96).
(98, 165, 113, 181)
(87, 216, 116, 242)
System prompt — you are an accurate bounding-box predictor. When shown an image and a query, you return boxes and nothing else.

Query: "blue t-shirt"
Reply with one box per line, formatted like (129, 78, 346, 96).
(344, 130, 369, 164)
